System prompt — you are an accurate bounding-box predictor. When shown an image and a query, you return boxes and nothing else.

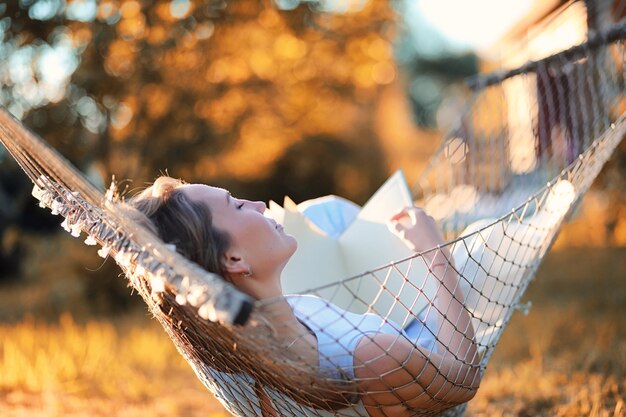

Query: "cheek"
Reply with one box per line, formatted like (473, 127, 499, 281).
(246, 220, 275, 247)
(227, 221, 258, 251)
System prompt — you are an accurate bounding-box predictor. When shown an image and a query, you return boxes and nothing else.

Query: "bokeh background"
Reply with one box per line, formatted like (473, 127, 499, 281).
(0, 0, 624, 416)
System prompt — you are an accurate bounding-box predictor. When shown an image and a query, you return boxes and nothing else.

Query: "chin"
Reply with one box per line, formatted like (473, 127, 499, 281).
(286, 235, 298, 254)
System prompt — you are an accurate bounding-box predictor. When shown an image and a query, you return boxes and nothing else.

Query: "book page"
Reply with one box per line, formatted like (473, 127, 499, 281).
(339, 171, 436, 325)
(267, 200, 285, 225)
(273, 171, 439, 326)
(279, 197, 348, 302)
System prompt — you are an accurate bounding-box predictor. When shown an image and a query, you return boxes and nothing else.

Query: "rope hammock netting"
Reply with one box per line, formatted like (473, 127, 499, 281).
(1, 13, 626, 417)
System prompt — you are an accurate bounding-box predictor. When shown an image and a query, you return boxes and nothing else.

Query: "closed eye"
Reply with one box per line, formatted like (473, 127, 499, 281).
(236, 201, 244, 210)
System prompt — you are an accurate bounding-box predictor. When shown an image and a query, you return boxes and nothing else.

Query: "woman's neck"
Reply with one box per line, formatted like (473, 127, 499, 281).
(257, 295, 319, 370)
(250, 279, 283, 299)
(231, 270, 284, 300)
(232, 267, 320, 366)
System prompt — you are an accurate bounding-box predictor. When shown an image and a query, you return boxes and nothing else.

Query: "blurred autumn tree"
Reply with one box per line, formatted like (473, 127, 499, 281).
(0, 0, 409, 315)
(1, 0, 401, 199)
(1, 0, 623, 318)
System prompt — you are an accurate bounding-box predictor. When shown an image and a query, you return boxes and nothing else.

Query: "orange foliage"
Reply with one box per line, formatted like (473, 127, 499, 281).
(90, 0, 400, 198)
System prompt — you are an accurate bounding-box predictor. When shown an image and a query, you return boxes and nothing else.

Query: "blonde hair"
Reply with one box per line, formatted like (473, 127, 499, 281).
(128, 176, 231, 278)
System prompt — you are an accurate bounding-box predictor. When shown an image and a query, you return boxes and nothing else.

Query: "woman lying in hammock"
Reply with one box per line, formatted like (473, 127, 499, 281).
(129, 176, 481, 417)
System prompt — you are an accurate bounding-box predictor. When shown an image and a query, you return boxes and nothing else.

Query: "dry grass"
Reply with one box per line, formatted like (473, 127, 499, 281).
(0, 247, 624, 416)
(468, 247, 626, 417)
(0, 314, 227, 417)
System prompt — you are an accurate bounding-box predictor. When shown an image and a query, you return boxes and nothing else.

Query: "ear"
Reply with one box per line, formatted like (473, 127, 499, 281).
(223, 252, 250, 276)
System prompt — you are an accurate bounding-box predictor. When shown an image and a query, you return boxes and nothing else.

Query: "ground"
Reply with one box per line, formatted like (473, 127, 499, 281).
(0, 247, 624, 417)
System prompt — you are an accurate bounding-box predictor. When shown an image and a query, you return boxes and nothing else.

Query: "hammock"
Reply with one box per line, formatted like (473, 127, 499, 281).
(1, 18, 625, 417)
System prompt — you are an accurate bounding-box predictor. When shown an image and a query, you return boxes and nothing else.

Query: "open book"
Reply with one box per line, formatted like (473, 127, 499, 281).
(268, 171, 437, 328)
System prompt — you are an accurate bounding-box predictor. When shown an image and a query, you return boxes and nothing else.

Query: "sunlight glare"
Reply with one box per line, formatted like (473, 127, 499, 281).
(38, 45, 77, 85)
(526, 3, 586, 59)
(424, 193, 454, 221)
(506, 76, 537, 174)
(170, 0, 192, 19)
(450, 185, 478, 213)
(546, 180, 576, 215)
(111, 103, 133, 130)
(8, 47, 34, 84)
(28, 0, 63, 21)
(66, 0, 97, 22)
(415, 0, 534, 51)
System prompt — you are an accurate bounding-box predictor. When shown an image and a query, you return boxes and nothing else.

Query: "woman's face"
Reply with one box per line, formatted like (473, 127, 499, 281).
(181, 184, 297, 278)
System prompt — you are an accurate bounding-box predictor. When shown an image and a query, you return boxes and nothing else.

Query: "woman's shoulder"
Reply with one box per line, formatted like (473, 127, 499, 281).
(285, 293, 328, 306)
(285, 294, 402, 338)
(285, 294, 347, 319)
(285, 294, 361, 380)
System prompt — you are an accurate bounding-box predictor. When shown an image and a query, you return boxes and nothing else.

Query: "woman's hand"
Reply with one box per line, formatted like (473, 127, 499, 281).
(388, 207, 447, 256)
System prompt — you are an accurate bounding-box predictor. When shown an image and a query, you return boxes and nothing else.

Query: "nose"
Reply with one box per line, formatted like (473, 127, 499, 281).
(252, 200, 267, 213)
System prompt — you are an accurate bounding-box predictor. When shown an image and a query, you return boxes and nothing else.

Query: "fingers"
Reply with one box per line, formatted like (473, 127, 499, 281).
(388, 207, 431, 238)
(389, 207, 410, 221)
(388, 206, 443, 254)
(389, 206, 432, 225)
(387, 217, 411, 235)
(389, 213, 411, 233)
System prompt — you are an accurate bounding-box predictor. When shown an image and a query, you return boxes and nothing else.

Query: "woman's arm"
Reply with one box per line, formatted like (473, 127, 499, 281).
(353, 207, 481, 416)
